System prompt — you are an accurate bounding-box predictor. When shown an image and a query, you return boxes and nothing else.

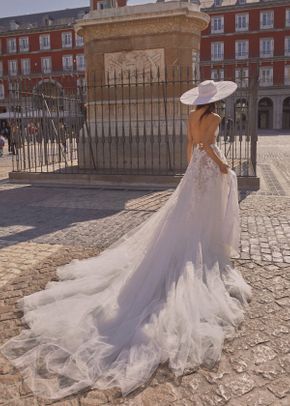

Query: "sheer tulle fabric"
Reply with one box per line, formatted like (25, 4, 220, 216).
(1, 144, 251, 400)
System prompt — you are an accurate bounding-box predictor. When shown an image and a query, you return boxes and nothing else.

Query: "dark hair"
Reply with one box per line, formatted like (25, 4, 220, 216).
(196, 102, 216, 122)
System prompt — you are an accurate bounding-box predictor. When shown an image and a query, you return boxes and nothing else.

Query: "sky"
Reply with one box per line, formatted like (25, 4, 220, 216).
(0, 0, 153, 18)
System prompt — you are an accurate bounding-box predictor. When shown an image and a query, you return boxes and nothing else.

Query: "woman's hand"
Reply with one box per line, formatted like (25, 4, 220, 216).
(219, 162, 230, 174)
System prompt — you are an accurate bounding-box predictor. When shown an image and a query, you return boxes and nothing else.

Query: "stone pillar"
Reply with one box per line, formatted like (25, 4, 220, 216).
(75, 2, 209, 171)
(273, 96, 283, 130)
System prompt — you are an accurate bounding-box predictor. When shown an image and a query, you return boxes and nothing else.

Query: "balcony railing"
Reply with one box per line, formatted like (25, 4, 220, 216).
(211, 54, 224, 61)
(260, 21, 274, 29)
(259, 79, 273, 87)
(8, 70, 18, 77)
(260, 50, 273, 58)
(235, 24, 248, 32)
(1, 69, 86, 79)
(211, 25, 224, 33)
(235, 52, 249, 59)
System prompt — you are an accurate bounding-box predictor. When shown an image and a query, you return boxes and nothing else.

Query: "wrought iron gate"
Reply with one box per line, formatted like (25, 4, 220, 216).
(5, 67, 258, 180)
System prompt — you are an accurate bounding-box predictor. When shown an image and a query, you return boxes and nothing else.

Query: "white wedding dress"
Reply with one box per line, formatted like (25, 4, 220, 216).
(1, 134, 251, 400)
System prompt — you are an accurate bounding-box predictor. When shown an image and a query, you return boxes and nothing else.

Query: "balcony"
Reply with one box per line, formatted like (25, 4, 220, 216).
(235, 52, 249, 60)
(259, 78, 273, 87)
(63, 66, 74, 73)
(19, 46, 29, 53)
(235, 24, 248, 32)
(8, 70, 18, 77)
(7, 47, 17, 54)
(0, 69, 85, 79)
(260, 21, 274, 30)
(211, 25, 224, 34)
(76, 65, 86, 72)
(211, 54, 224, 62)
(260, 50, 273, 58)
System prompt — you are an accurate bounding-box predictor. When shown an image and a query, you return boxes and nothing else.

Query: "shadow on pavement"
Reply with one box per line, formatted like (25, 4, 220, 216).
(0, 185, 157, 246)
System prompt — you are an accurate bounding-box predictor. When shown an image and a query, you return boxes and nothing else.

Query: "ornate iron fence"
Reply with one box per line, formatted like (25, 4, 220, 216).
(4, 66, 258, 179)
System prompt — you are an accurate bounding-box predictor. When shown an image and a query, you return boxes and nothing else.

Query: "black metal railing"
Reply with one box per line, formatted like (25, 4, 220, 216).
(4, 66, 258, 178)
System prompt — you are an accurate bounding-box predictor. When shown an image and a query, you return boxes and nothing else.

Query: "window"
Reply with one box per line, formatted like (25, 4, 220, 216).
(235, 68, 249, 87)
(285, 37, 290, 56)
(260, 11, 274, 29)
(286, 9, 290, 27)
(21, 59, 30, 75)
(62, 32, 72, 48)
(75, 34, 84, 47)
(19, 37, 29, 52)
(235, 40, 249, 59)
(97, 2, 105, 10)
(237, 0, 246, 4)
(0, 61, 3, 77)
(8, 60, 18, 76)
(39, 34, 50, 50)
(41, 57, 52, 73)
(62, 55, 73, 71)
(77, 78, 87, 95)
(285, 65, 290, 86)
(8, 81, 19, 98)
(235, 13, 249, 31)
(260, 38, 274, 58)
(7, 38, 17, 53)
(259, 67, 273, 86)
(211, 42, 224, 61)
(211, 16, 224, 33)
(76, 54, 86, 71)
(0, 84, 4, 100)
(213, 0, 222, 6)
(211, 69, 224, 81)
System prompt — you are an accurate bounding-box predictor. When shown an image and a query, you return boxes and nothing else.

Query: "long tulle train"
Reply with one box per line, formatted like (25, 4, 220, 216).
(1, 145, 251, 399)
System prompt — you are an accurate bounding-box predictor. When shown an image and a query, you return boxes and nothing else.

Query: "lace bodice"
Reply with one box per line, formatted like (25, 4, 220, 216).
(188, 137, 227, 194)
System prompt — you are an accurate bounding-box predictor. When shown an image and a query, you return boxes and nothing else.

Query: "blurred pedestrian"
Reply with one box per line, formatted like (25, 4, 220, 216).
(0, 134, 5, 157)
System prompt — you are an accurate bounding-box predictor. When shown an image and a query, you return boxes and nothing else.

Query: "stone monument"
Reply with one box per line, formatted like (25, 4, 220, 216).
(75, 1, 209, 174)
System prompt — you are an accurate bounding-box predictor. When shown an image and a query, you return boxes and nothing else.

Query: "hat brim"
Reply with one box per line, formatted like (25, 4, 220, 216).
(180, 81, 238, 105)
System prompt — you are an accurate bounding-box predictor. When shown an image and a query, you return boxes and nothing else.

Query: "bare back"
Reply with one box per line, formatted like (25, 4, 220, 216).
(188, 108, 221, 146)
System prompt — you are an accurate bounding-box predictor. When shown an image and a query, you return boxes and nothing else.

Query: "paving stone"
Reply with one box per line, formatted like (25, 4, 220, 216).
(267, 378, 290, 399)
(0, 135, 290, 404)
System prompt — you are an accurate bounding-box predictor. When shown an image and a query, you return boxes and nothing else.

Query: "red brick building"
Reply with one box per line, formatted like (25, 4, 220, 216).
(0, 7, 90, 113)
(1, 0, 289, 129)
(200, 0, 290, 129)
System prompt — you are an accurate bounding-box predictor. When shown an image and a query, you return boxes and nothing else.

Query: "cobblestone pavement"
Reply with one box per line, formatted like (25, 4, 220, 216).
(0, 134, 290, 405)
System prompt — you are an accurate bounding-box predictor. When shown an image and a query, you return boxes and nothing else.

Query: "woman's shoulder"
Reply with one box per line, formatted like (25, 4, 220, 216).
(210, 112, 221, 123)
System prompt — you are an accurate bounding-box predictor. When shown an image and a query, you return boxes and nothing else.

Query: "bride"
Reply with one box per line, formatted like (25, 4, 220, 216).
(1, 80, 251, 400)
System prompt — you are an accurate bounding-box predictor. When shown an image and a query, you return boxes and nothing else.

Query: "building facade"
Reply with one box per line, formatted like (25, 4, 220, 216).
(0, 7, 90, 114)
(200, 0, 290, 129)
(1, 1, 289, 129)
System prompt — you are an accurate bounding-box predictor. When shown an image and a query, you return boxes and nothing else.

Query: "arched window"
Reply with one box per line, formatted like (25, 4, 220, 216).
(33, 80, 63, 111)
(258, 97, 273, 129)
(258, 97, 273, 108)
(235, 98, 248, 131)
(282, 97, 290, 129)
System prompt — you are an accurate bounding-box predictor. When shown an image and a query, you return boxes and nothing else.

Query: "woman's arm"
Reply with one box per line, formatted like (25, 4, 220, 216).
(201, 143, 229, 173)
(201, 115, 229, 174)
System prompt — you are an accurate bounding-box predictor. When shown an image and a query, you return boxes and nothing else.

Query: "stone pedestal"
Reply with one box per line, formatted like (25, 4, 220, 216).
(75, 1, 209, 172)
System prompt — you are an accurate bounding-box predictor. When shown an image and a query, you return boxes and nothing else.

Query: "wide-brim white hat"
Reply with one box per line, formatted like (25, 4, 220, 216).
(180, 80, 237, 105)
